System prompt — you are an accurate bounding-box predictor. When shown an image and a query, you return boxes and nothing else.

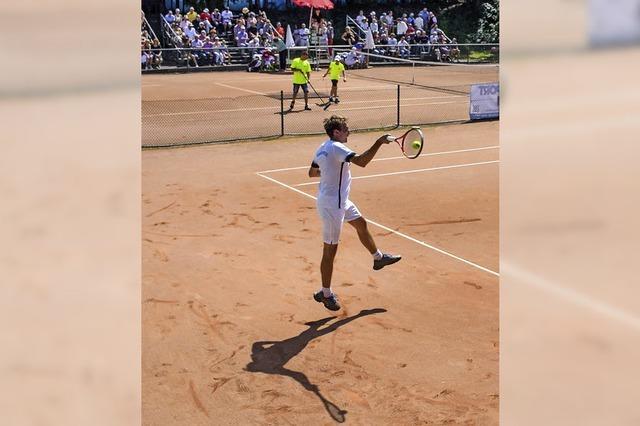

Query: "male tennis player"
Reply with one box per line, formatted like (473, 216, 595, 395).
(288, 51, 312, 111)
(308, 115, 402, 311)
(322, 55, 346, 104)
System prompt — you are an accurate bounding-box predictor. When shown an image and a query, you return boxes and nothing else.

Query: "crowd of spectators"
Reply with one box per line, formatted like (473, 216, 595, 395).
(346, 7, 460, 63)
(142, 5, 462, 71)
(160, 5, 290, 70)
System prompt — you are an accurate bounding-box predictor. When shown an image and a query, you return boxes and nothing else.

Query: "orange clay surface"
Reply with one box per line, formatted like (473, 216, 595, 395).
(142, 108, 499, 424)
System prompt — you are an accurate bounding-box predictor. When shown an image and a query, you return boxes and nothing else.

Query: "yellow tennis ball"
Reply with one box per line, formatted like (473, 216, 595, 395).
(411, 140, 422, 150)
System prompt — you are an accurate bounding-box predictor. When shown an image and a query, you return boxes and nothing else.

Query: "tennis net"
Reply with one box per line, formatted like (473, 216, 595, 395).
(337, 50, 499, 95)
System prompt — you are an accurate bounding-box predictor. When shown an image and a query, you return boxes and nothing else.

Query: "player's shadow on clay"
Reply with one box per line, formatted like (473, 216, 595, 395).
(245, 308, 387, 423)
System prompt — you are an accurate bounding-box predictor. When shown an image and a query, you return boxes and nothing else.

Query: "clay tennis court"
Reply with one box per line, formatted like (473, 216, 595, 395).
(142, 69, 499, 424)
(142, 62, 498, 146)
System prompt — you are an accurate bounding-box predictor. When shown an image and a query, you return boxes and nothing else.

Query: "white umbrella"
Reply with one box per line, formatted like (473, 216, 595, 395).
(364, 28, 376, 49)
(285, 24, 295, 48)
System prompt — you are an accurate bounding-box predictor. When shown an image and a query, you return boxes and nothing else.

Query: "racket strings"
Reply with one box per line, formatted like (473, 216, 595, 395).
(401, 128, 424, 159)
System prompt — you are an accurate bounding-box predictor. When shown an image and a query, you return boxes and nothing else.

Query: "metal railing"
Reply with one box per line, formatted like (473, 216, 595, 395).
(142, 13, 159, 41)
(345, 15, 367, 41)
(159, 14, 184, 48)
(140, 43, 498, 73)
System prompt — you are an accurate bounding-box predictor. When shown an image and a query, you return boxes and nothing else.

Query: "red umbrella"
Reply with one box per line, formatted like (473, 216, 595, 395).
(292, 0, 334, 8)
(292, 0, 334, 30)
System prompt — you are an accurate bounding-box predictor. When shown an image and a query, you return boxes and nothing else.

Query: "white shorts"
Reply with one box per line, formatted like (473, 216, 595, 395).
(317, 199, 361, 244)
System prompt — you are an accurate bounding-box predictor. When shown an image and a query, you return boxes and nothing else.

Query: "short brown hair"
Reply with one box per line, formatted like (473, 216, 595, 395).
(323, 115, 348, 138)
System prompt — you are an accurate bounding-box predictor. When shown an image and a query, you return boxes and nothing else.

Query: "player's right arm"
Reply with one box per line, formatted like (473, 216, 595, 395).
(351, 135, 391, 168)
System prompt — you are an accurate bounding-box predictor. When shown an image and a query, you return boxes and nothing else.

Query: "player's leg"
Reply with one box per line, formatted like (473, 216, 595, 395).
(346, 216, 377, 254)
(345, 202, 401, 270)
(320, 243, 338, 289)
(314, 206, 344, 310)
(330, 79, 338, 102)
(302, 84, 311, 110)
(289, 84, 299, 110)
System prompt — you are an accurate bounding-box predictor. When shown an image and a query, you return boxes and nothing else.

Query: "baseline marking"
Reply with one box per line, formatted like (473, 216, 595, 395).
(295, 160, 499, 187)
(256, 172, 499, 277)
(257, 146, 500, 174)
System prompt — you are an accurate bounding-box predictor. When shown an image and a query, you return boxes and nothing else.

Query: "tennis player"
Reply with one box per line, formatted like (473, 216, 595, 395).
(288, 51, 312, 111)
(322, 55, 346, 104)
(308, 115, 401, 311)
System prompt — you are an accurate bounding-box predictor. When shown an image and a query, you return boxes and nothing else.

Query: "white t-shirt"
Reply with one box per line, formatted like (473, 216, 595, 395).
(312, 139, 356, 209)
(221, 10, 233, 23)
(397, 21, 408, 35)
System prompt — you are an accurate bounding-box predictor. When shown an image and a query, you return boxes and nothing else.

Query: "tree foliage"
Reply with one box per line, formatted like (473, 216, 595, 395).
(473, 0, 499, 43)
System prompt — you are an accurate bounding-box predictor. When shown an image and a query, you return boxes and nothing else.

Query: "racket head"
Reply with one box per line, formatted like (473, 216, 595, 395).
(398, 127, 424, 159)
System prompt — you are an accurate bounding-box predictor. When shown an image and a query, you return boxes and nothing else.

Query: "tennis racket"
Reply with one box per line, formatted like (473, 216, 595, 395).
(386, 127, 424, 159)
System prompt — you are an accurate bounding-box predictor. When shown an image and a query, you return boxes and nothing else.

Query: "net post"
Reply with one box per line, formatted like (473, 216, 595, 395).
(280, 90, 285, 136)
(396, 84, 400, 127)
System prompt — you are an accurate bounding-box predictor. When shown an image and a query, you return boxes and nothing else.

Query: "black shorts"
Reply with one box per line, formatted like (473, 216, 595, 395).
(292, 83, 309, 94)
(331, 79, 338, 87)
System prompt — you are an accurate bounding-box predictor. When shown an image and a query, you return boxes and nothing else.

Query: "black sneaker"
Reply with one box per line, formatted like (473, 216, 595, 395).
(304, 105, 312, 111)
(313, 291, 341, 311)
(373, 253, 402, 270)
(334, 98, 340, 104)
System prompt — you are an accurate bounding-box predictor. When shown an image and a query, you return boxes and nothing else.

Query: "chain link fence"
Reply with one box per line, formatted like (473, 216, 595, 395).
(142, 83, 485, 148)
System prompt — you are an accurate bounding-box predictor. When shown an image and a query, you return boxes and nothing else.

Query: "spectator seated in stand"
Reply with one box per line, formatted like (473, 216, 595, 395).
(398, 35, 410, 59)
(343, 47, 365, 69)
(247, 53, 262, 72)
(341, 26, 358, 46)
(261, 47, 277, 71)
(150, 38, 163, 69)
(449, 38, 460, 62)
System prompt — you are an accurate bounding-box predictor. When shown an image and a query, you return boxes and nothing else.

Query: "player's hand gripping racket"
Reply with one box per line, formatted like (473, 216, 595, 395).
(386, 127, 424, 159)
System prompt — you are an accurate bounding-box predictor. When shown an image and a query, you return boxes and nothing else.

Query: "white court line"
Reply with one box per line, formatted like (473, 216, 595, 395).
(256, 172, 499, 277)
(502, 261, 640, 331)
(257, 146, 500, 174)
(143, 105, 277, 117)
(214, 82, 267, 95)
(317, 94, 465, 105)
(294, 160, 499, 187)
(336, 100, 466, 113)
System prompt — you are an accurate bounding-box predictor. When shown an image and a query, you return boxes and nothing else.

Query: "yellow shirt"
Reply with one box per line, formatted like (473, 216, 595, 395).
(291, 57, 311, 84)
(186, 11, 198, 22)
(328, 61, 345, 80)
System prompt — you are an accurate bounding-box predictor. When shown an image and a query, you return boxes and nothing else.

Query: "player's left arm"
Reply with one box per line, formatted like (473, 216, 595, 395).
(308, 161, 321, 177)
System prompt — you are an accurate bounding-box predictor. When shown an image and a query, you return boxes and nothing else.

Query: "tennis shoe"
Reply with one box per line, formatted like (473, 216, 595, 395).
(373, 253, 402, 270)
(334, 98, 340, 104)
(304, 105, 312, 111)
(313, 291, 341, 311)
